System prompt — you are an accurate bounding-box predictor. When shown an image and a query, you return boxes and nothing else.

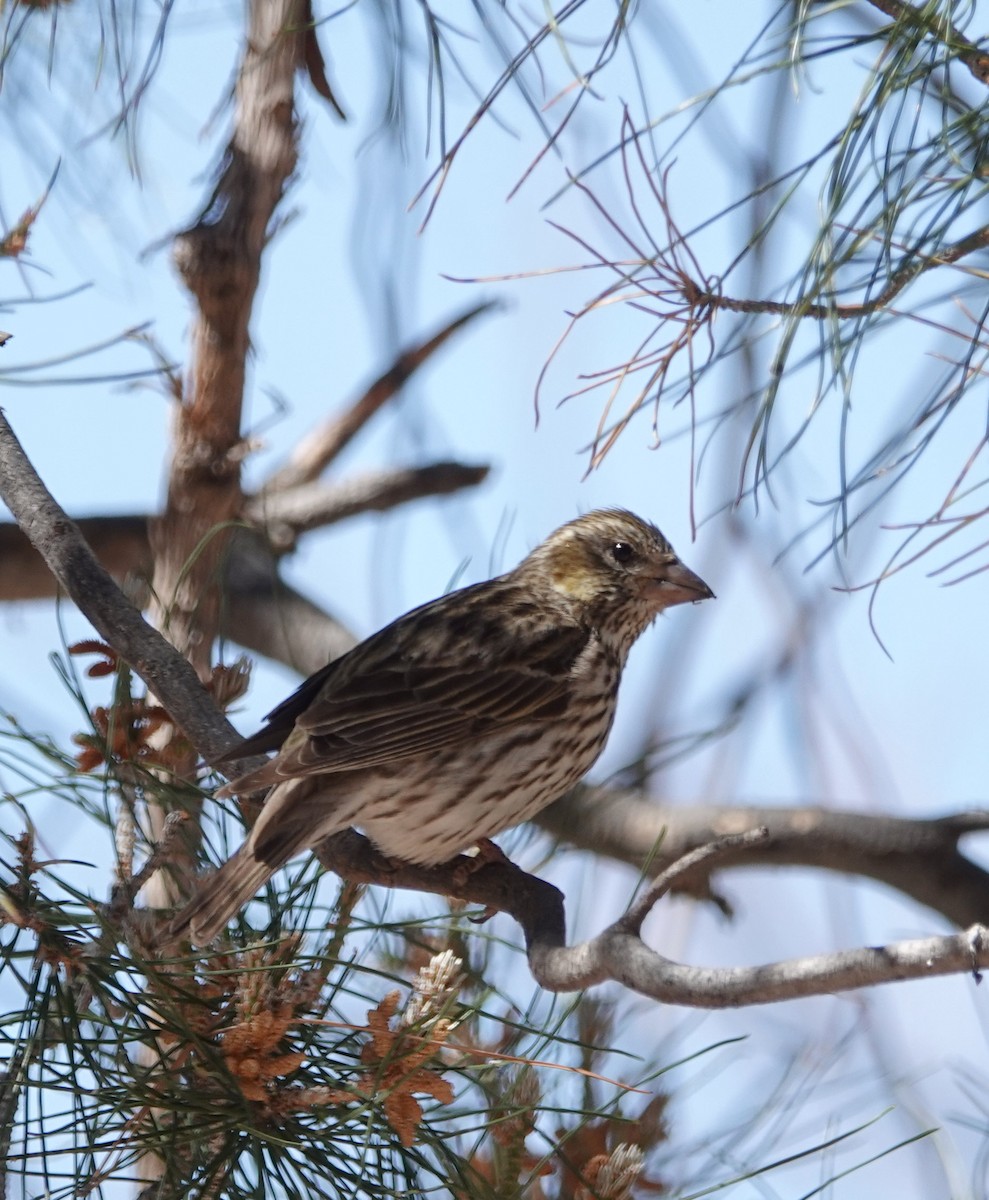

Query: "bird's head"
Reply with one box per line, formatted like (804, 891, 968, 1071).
(521, 508, 713, 652)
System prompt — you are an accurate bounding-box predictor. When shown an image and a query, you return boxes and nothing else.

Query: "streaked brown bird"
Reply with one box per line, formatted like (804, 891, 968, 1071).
(172, 509, 712, 943)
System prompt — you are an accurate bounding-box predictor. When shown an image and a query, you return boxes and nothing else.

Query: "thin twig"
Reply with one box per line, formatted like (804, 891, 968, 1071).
(617, 827, 770, 933)
(248, 461, 490, 547)
(865, 0, 989, 85)
(262, 302, 498, 493)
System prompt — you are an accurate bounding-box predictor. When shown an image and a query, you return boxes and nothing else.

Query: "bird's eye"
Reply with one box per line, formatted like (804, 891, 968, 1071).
(611, 541, 636, 564)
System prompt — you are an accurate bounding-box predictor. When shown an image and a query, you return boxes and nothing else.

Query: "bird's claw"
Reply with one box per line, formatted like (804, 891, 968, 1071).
(451, 838, 511, 888)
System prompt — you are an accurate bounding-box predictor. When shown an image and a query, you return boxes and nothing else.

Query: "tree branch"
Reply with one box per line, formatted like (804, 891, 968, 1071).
(0, 515, 152, 601)
(6, 405, 989, 1007)
(9, 516, 966, 934)
(121, 574, 989, 933)
(247, 462, 490, 549)
(0, 455, 488, 606)
(158, 0, 303, 674)
(261, 302, 498, 494)
(538, 787, 989, 929)
(314, 827, 989, 1008)
(6, 389, 989, 1020)
(0, 514, 356, 674)
(529, 914, 989, 1007)
(692, 221, 989, 321)
(0, 412, 240, 765)
(865, 0, 989, 86)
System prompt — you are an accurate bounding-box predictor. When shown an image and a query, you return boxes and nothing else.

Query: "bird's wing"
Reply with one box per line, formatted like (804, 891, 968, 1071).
(264, 622, 591, 778)
(215, 657, 345, 761)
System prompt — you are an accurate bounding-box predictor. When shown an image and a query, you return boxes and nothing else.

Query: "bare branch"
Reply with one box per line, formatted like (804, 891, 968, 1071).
(865, 0, 989, 86)
(248, 461, 490, 548)
(0, 515, 355, 673)
(616, 827, 770, 932)
(698, 223, 989, 322)
(539, 786, 989, 929)
(262, 302, 498, 493)
(159, 0, 304, 674)
(298, 0, 346, 118)
(0, 454, 488, 605)
(0, 412, 240, 766)
(6, 506, 965, 933)
(529, 914, 989, 1007)
(0, 515, 152, 601)
(107, 811, 192, 920)
(7, 406, 989, 1006)
(314, 827, 989, 1008)
(0, 1045, 25, 1200)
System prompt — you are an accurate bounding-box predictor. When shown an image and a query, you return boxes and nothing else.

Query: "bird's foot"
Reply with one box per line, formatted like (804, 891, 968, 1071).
(451, 839, 514, 924)
(452, 837, 511, 886)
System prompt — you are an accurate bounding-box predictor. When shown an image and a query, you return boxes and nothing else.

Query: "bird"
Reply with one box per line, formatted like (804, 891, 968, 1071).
(170, 509, 713, 943)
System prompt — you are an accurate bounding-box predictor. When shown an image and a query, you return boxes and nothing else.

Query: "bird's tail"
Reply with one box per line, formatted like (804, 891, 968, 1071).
(168, 778, 344, 945)
(168, 846, 276, 945)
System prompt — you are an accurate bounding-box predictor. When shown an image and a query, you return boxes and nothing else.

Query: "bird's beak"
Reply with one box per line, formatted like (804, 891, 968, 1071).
(642, 559, 714, 607)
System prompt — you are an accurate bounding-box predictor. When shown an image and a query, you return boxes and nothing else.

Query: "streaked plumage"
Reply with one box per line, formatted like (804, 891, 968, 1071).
(171, 509, 712, 943)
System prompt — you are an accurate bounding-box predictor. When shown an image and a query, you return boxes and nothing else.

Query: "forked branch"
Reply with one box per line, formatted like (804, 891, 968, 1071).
(315, 827, 989, 1008)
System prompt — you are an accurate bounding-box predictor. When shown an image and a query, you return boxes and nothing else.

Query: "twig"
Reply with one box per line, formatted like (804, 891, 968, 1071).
(262, 302, 498, 493)
(108, 811, 192, 918)
(0, 1046, 26, 1200)
(865, 0, 989, 86)
(248, 461, 490, 547)
(695, 222, 989, 321)
(616, 827, 770, 933)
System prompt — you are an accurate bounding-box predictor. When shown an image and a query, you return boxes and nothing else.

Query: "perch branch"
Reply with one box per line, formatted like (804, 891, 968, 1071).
(314, 827, 989, 1008)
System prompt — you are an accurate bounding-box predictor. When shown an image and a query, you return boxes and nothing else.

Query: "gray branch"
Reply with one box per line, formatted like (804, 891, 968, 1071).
(0, 412, 248, 769)
(245, 461, 490, 550)
(314, 827, 989, 1007)
(530, 917, 989, 1006)
(540, 786, 989, 928)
